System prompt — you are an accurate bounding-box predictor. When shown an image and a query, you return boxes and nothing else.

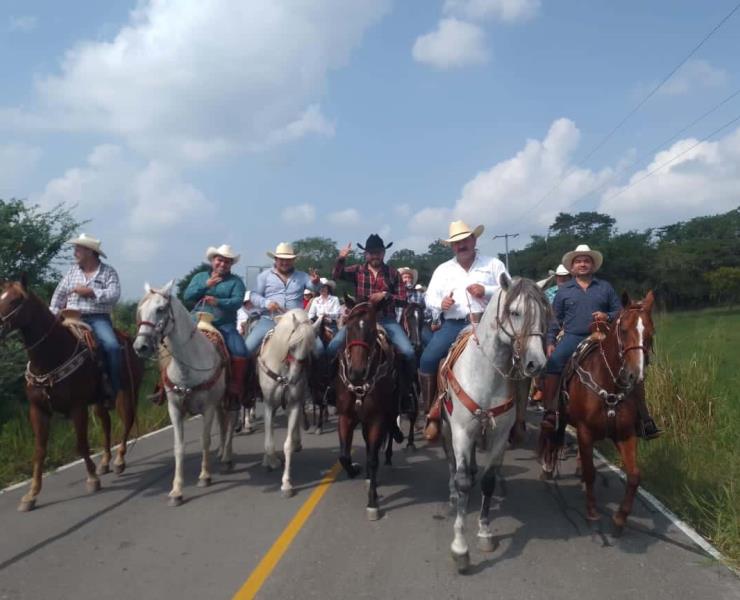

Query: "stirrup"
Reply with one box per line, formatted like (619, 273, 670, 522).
(638, 418, 662, 440)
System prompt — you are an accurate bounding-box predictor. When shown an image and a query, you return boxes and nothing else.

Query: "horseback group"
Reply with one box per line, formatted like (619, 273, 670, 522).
(0, 219, 660, 571)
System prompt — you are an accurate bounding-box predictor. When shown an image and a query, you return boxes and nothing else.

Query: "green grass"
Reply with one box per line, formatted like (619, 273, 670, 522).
(599, 307, 739, 568)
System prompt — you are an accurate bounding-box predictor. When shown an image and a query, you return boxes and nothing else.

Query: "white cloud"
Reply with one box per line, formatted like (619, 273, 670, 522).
(393, 203, 412, 218)
(443, 0, 541, 23)
(0, 143, 42, 198)
(328, 208, 361, 226)
(412, 18, 488, 70)
(659, 59, 728, 96)
(8, 15, 37, 32)
(1, 0, 390, 162)
(281, 203, 316, 225)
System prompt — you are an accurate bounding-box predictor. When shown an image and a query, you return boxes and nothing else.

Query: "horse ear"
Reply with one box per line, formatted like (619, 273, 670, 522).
(643, 290, 655, 311)
(537, 274, 555, 290)
(291, 312, 298, 328)
(344, 294, 356, 309)
(499, 272, 511, 290)
(161, 280, 175, 297)
(312, 316, 323, 334)
(144, 282, 152, 294)
(621, 291, 631, 307)
(19, 272, 28, 290)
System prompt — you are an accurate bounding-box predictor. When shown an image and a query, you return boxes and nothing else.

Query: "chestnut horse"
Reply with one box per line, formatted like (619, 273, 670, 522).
(0, 278, 142, 512)
(335, 296, 397, 520)
(542, 291, 655, 535)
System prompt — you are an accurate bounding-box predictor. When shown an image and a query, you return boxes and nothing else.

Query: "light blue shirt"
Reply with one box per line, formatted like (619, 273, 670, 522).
(250, 269, 318, 315)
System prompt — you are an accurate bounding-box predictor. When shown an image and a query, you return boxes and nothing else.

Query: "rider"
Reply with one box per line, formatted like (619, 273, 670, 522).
(50, 233, 122, 409)
(183, 244, 247, 408)
(541, 244, 661, 439)
(308, 278, 341, 335)
(420, 220, 509, 441)
(397, 267, 432, 347)
(327, 234, 417, 409)
(244, 242, 323, 356)
(545, 264, 572, 304)
(303, 289, 315, 310)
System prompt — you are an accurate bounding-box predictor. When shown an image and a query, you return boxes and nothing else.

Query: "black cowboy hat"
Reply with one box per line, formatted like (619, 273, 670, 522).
(357, 234, 393, 252)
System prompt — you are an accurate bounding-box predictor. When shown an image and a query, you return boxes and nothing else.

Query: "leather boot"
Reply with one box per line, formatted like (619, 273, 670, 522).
(421, 373, 440, 442)
(531, 375, 544, 403)
(539, 374, 561, 431)
(633, 380, 661, 440)
(226, 357, 248, 411)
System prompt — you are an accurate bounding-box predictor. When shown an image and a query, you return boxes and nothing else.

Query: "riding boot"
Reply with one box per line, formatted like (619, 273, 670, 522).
(226, 357, 248, 411)
(398, 359, 416, 414)
(539, 374, 561, 431)
(633, 380, 662, 440)
(100, 373, 117, 410)
(531, 375, 544, 403)
(421, 373, 440, 442)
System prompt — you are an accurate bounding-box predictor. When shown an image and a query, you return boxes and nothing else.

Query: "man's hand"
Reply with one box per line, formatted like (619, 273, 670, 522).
(243, 300, 253, 310)
(441, 291, 455, 311)
(206, 275, 222, 288)
(467, 283, 485, 298)
(238, 323, 245, 336)
(368, 291, 388, 305)
(308, 267, 320, 284)
(592, 311, 608, 322)
(338, 242, 352, 260)
(430, 322, 441, 332)
(267, 302, 284, 314)
(72, 286, 95, 298)
(203, 296, 218, 306)
(547, 344, 555, 357)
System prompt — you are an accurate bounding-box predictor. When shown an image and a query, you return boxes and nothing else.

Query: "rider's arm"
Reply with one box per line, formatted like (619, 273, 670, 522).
(248, 270, 268, 309)
(92, 265, 121, 306)
(388, 268, 407, 307)
(216, 276, 245, 312)
(547, 289, 566, 346)
(483, 258, 509, 298)
(424, 268, 444, 313)
(49, 270, 71, 315)
(332, 257, 357, 283)
(183, 271, 208, 304)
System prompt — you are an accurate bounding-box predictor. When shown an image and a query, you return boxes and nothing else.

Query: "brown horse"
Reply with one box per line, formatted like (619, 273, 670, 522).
(335, 296, 397, 520)
(542, 291, 655, 534)
(0, 278, 142, 512)
(399, 302, 424, 449)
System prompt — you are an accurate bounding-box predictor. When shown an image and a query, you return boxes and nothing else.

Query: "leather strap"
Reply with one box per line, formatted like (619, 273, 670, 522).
(445, 367, 514, 419)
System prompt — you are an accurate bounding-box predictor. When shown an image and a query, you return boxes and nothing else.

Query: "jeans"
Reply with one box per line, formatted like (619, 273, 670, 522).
(545, 333, 586, 374)
(327, 317, 416, 364)
(217, 323, 248, 358)
(245, 315, 324, 357)
(82, 314, 122, 394)
(419, 319, 469, 375)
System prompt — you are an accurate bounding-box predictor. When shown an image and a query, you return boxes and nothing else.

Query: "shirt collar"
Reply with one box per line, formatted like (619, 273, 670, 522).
(565, 277, 600, 289)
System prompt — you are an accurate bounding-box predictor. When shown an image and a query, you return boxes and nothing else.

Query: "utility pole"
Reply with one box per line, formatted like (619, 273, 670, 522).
(491, 233, 519, 272)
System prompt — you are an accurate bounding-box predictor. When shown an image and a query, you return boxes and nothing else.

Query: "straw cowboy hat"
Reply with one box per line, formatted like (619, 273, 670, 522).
(318, 277, 336, 290)
(303, 289, 314, 296)
(267, 242, 298, 260)
(357, 234, 393, 252)
(555, 263, 570, 276)
(561, 244, 603, 272)
(398, 267, 419, 286)
(66, 233, 107, 258)
(206, 244, 240, 264)
(444, 220, 485, 244)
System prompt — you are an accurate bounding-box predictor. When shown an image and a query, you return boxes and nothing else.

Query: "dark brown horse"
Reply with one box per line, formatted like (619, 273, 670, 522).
(0, 278, 142, 512)
(335, 296, 396, 520)
(542, 291, 655, 534)
(399, 302, 424, 449)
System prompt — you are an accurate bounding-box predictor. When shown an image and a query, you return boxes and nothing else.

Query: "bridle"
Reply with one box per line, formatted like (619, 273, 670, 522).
(0, 292, 61, 351)
(136, 291, 176, 349)
(402, 303, 423, 350)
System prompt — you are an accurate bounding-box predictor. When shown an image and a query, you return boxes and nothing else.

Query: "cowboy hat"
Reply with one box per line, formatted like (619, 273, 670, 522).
(555, 263, 570, 276)
(444, 220, 484, 244)
(303, 289, 314, 296)
(318, 277, 336, 290)
(66, 233, 107, 258)
(398, 267, 418, 286)
(414, 284, 426, 292)
(206, 244, 240, 264)
(561, 244, 603, 272)
(267, 242, 298, 260)
(357, 234, 392, 252)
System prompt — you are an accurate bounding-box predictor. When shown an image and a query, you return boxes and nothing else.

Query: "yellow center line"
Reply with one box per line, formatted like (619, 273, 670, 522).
(232, 461, 343, 600)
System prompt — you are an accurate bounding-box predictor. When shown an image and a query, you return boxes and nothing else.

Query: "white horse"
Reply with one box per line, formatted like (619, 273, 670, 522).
(442, 275, 549, 572)
(133, 281, 235, 507)
(258, 309, 321, 497)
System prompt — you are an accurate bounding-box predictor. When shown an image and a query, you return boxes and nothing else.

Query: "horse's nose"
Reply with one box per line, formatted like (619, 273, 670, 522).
(133, 340, 149, 357)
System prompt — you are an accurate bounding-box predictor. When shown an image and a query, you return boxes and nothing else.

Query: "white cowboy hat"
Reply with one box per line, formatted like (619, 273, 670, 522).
(397, 267, 418, 286)
(267, 242, 298, 260)
(318, 277, 336, 290)
(444, 220, 485, 244)
(66, 233, 107, 258)
(561, 244, 603, 272)
(414, 284, 426, 292)
(303, 289, 314, 296)
(555, 263, 570, 276)
(206, 244, 240, 264)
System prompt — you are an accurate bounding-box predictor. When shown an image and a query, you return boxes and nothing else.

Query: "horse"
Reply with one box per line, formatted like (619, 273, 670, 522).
(399, 302, 424, 449)
(238, 311, 262, 434)
(133, 281, 235, 507)
(335, 295, 397, 520)
(541, 291, 655, 535)
(305, 315, 336, 435)
(0, 277, 142, 512)
(257, 309, 322, 497)
(441, 275, 549, 572)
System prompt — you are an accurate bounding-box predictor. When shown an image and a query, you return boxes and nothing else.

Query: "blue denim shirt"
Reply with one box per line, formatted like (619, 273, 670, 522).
(547, 278, 621, 345)
(250, 269, 318, 315)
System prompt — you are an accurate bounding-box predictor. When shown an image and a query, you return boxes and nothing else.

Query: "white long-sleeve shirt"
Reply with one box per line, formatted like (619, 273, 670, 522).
(425, 254, 508, 321)
(308, 294, 341, 321)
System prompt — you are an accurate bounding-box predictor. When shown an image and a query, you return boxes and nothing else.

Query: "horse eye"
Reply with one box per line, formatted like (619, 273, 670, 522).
(510, 310, 520, 317)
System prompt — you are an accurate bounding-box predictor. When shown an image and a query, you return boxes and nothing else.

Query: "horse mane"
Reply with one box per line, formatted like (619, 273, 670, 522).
(501, 277, 551, 336)
(269, 309, 314, 359)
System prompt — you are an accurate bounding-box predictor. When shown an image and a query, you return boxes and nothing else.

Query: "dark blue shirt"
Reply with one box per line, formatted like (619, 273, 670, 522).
(547, 278, 622, 345)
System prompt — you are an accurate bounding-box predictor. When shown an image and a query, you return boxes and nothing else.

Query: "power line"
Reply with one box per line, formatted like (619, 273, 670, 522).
(491, 233, 519, 271)
(510, 1, 740, 227)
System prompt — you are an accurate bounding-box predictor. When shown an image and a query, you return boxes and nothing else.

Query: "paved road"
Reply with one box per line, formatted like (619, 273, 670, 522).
(1, 408, 737, 600)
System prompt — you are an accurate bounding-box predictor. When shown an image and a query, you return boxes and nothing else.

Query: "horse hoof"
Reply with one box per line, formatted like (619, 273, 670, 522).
(281, 488, 295, 499)
(244, 425, 254, 435)
(540, 468, 553, 481)
(97, 463, 110, 476)
(452, 551, 470, 574)
(477, 536, 496, 553)
(18, 498, 36, 512)
(314, 427, 322, 435)
(86, 479, 101, 493)
(197, 477, 212, 488)
(114, 463, 125, 475)
(292, 443, 303, 453)
(366, 507, 380, 521)
(221, 461, 234, 473)
(168, 495, 184, 507)
(611, 516, 625, 537)
(404, 443, 416, 452)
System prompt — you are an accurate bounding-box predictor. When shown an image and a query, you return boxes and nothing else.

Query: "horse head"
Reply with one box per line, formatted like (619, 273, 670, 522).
(495, 274, 550, 378)
(614, 290, 655, 388)
(343, 300, 379, 386)
(272, 309, 318, 363)
(402, 302, 424, 355)
(133, 280, 175, 358)
(0, 279, 30, 340)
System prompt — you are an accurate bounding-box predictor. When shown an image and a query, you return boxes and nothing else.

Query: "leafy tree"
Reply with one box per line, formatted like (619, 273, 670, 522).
(706, 267, 740, 306)
(293, 237, 339, 276)
(177, 263, 210, 307)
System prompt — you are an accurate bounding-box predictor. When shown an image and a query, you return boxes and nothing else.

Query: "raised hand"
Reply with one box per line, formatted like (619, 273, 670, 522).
(308, 267, 320, 283)
(203, 296, 218, 306)
(206, 275, 222, 287)
(338, 242, 352, 260)
(441, 291, 455, 311)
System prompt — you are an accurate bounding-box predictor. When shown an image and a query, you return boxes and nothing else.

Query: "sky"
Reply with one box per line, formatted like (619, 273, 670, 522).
(1, 0, 738, 298)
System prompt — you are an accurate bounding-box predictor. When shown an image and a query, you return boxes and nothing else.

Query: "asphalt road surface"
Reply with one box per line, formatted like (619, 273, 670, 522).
(1, 408, 738, 600)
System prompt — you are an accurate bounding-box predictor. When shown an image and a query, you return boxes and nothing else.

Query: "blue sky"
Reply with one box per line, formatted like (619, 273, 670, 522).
(1, 0, 738, 297)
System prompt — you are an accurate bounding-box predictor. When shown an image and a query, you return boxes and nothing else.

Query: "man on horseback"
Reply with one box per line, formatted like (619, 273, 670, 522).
(540, 244, 661, 439)
(50, 233, 122, 408)
(327, 234, 417, 410)
(183, 244, 247, 407)
(420, 221, 509, 441)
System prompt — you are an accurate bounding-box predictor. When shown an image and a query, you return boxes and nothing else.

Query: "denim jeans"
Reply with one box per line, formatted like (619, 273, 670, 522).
(82, 314, 122, 394)
(327, 316, 416, 363)
(217, 323, 248, 358)
(419, 319, 469, 375)
(545, 333, 585, 374)
(245, 315, 324, 358)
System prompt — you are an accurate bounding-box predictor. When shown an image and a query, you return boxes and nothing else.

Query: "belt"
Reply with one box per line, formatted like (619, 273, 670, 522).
(446, 313, 483, 325)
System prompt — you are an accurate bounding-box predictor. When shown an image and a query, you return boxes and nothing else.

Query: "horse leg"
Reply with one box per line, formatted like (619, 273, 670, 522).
(405, 409, 417, 451)
(262, 400, 282, 471)
(18, 403, 50, 512)
(197, 402, 215, 487)
(338, 414, 360, 478)
(451, 427, 473, 573)
(94, 403, 112, 475)
(281, 402, 301, 497)
(217, 401, 235, 473)
(292, 394, 305, 452)
(167, 399, 185, 506)
(72, 405, 100, 493)
(577, 426, 598, 524)
(441, 419, 458, 512)
(114, 387, 136, 475)
(366, 422, 382, 520)
(613, 435, 640, 535)
(477, 466, 497, 552)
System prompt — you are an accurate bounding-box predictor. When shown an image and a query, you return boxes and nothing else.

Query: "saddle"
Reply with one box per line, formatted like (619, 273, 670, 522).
(436, 327, 474, 412)
(59, 309, 131, 357)
(560, 321, 610, 394)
